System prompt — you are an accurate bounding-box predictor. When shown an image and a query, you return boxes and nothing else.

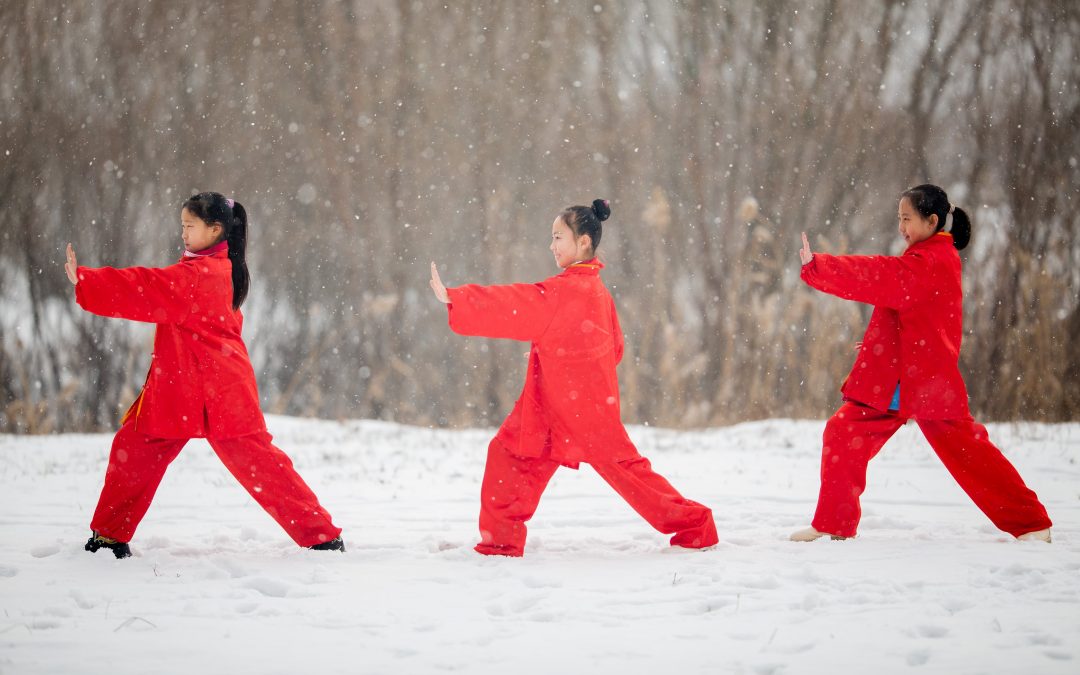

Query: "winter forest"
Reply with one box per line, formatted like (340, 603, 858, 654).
(2, 0, 1079, 434)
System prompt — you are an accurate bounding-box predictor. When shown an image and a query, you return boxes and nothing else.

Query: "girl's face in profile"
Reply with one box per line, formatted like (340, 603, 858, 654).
(550, 217, 593, 269)
(181, 208, 223, 253)
(897, 197, 937, 247)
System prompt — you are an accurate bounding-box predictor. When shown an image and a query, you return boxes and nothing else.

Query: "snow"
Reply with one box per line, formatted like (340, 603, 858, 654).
(1, 416, 1077, 674)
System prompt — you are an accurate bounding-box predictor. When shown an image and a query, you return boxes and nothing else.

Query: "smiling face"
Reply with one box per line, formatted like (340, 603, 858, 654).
(897, 197, 938, 247)
(181, 207, 223, 253)
(550, 216, 594, 268)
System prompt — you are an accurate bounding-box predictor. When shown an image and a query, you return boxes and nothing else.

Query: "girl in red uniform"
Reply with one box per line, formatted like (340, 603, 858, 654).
(65, 192, 344, 557)
(791, 184, 1052, 542)
(429, 199, 717, 557)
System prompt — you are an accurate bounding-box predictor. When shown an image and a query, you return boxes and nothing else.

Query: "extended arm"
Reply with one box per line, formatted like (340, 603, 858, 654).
(799, 233, 933, 310)
(74, 259, 198, 324)
(445, 280, 559, 342)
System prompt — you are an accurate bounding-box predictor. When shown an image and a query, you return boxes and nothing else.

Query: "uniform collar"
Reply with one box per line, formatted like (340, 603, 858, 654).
(183, 240, 229, 260)
(906, 231, 952, 253)
(562, 257, 604, 276)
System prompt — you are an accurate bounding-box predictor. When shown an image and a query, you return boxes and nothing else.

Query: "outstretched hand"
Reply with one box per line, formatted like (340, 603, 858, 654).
(429, 261, 449, 304)
(799, 232, 813, 266)
(64, 243, 79, 285)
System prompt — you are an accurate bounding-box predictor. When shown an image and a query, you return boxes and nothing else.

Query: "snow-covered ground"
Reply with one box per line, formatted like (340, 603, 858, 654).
(1, 416, 1077, 674)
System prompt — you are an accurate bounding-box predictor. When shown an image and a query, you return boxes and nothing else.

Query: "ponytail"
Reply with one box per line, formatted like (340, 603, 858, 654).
(182, 192, 251, 309)
(226, 201, 250, 309)
(948, 206, 971, 251)
(901, 184, 971, 251)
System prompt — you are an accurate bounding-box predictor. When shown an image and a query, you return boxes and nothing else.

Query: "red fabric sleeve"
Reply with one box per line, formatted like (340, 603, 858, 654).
(446, 281, 559, 342)
(75, 263, 199, 324)
(800, 251, 934, 310)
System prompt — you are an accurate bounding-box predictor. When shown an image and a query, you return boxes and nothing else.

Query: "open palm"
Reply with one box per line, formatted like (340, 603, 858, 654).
(429, 261, 449, 304)
(64, 243, 79, 285)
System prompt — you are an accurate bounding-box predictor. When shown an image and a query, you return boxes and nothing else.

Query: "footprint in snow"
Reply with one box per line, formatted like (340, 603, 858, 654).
(916, 624, 949, 639)
(29, 619, 62, 630)
(69, 590, 101, 610)
(487, 593, 543, 616)
(242, 577, 292, 598)
(44, 606, 73, 619)
(906, 649, 931, 666)
(30, 544, 60, 559)
(939, 598, 975, 614)
(428, 540, 462, 552)
(680, 598, 732, 615)
(1027, 633, 1061, 646)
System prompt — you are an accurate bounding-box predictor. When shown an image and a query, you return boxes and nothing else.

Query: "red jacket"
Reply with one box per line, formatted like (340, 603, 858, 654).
(446, 260, 640, 465)
(801, 232, 970, 419)
(75, 246, 266, 438)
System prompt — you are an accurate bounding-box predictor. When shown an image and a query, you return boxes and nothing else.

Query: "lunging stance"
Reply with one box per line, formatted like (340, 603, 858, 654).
(791, 184, 1051, 543)
(66, 192, 343, 557)
(430, 199, 717, 556)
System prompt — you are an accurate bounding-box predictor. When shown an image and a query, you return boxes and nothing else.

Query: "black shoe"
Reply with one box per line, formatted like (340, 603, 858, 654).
(85, 531, 132, 559)
(308, 536, 345, 552)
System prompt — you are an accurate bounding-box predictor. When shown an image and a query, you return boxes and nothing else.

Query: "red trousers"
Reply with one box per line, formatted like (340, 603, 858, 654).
(476, 439, 718, 556)
(811, 402, 1052, 538)
(89, 420, 342, 547)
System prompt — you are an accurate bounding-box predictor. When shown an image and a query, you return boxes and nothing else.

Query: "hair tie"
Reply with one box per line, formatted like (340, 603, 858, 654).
(226, 198, 235, 208)
(944, 204, 954, 233)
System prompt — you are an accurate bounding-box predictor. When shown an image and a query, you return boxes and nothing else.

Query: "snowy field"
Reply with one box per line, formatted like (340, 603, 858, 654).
(1, 416, 1077, 675)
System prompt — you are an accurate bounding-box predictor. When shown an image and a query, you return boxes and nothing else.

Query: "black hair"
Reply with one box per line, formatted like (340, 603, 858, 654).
(181, 191, 250, 309)
(900, 184, 971, 251)
(560, 198, 611, 253)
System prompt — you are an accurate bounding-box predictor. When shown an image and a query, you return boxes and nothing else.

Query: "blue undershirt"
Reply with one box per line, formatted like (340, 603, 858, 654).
(888, 384, 900, 411)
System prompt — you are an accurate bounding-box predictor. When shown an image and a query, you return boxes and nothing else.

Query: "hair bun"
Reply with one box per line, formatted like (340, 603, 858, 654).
(592, 198, 611, 222)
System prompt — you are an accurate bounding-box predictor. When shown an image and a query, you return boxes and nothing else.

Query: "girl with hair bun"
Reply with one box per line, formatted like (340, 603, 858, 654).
(791, 183, 1052, 543)
(65, 192, 344, 557)
(430, 199, 717, 556)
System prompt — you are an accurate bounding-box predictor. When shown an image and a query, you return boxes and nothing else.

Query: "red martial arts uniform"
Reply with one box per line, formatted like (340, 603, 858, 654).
(446, 259, 717, 555)
(75, 243, 341, 546)
(801, 233, 1051, 537)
